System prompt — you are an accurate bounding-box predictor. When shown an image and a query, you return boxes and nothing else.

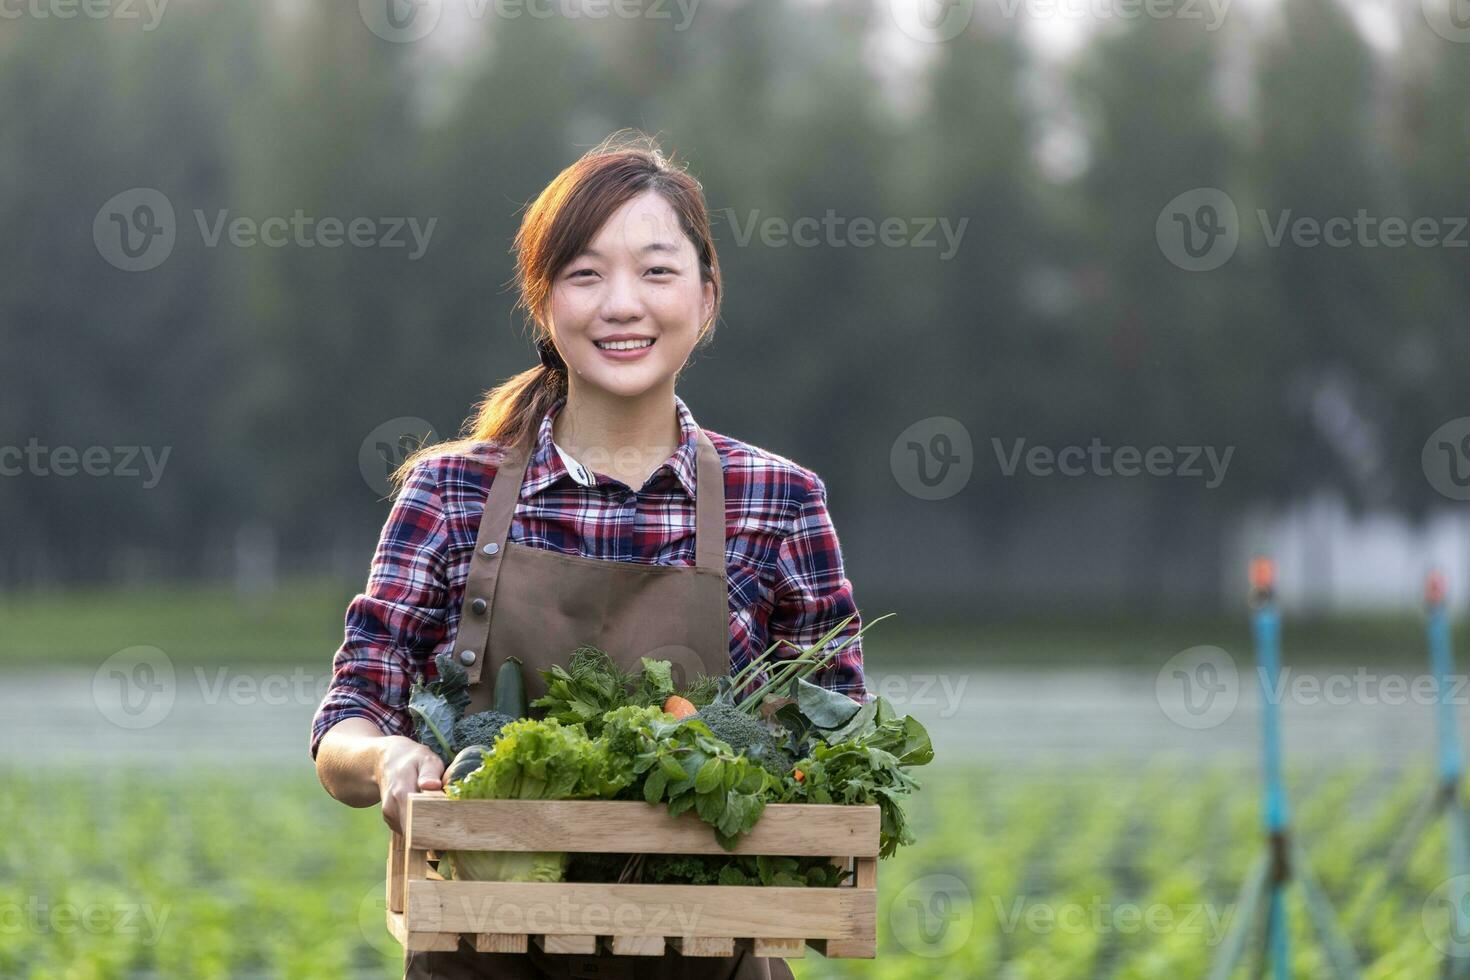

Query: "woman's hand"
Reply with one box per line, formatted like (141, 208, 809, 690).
(315, 718, 444, 835)
(376, 735, 446, 835)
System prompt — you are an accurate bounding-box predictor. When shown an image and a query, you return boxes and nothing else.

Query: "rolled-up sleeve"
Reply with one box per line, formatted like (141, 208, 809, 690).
(768, 471, 867, 701)
(309, 459, 451, 760)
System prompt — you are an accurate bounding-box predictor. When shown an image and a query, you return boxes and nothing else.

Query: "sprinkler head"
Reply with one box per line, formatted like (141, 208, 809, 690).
(1426, 569, 1447, 608)
(1248, 555, 1276, 603)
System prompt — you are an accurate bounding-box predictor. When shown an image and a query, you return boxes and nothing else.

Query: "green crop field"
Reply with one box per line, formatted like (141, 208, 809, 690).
(0, 762, 1453, 979)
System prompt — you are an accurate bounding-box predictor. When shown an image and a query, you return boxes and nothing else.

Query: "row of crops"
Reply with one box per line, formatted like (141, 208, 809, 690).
(0, 762, 1453, 978)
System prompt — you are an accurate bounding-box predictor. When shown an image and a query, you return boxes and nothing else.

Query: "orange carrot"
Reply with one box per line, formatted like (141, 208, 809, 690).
(662, 695, 697, 720)
(793, 769, 805, 782)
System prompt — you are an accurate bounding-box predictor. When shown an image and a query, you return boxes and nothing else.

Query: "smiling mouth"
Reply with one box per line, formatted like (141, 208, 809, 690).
(594, 338, 655, 351)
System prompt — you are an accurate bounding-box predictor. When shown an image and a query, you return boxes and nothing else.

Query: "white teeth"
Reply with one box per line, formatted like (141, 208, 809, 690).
(596, 338, 654, 351)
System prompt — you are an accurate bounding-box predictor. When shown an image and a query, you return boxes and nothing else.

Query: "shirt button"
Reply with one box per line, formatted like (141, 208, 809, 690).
(458, 650, 477, 666)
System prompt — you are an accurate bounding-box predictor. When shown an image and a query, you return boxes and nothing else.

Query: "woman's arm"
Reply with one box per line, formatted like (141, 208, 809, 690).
(315, 717, 443, 834)
(768, 470, 868, 700)
(310, 457, 455, 832)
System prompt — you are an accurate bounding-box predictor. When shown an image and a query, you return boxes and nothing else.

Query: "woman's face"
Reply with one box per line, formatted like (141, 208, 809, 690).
(547, 190, 715, 401)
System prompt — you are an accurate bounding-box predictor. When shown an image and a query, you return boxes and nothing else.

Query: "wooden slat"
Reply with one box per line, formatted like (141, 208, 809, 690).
(609, 935, 667, 955)
(753, 938, 806, 958)
(853, 857, 876, 888)
(671, 936, 735, 956)
(385, 910, 460, 952)
(535, 934, 597, 955)
(405, 796, 880, 856)
(473, 933, 528, 953)
(406, 879, 874, 939)
(387, 832, 406, 913)
(807, 937, 877, 958)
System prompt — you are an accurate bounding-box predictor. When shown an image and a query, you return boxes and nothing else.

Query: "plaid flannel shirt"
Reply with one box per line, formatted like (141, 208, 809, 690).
(310, 394, 866, 758)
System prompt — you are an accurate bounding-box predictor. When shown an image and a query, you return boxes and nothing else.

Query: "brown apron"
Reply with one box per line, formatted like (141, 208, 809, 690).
(404, 421, 794, 980)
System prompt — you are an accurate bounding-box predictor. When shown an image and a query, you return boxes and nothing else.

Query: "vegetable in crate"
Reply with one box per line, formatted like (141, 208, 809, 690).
(532, 649, 715, 735)
(445, 717, 631, 881)
(405, 652, 526, 764)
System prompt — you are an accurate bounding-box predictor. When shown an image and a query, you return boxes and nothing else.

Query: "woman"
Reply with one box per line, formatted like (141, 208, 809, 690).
(311, 131, 867, 978)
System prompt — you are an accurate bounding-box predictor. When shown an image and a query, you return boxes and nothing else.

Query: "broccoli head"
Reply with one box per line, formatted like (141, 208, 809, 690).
(691, 702, 794, 776)
(451, 710, 517, 753)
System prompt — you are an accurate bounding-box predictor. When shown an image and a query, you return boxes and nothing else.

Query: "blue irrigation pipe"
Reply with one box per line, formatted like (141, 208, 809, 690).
(1251, 582, 1291, 980)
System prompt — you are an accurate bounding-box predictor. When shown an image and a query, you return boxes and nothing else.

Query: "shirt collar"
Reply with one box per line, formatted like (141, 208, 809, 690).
(521, 394, 701, 500)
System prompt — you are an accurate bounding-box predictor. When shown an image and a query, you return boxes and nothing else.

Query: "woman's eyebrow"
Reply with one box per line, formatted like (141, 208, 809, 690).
(576, 241, 681, 260)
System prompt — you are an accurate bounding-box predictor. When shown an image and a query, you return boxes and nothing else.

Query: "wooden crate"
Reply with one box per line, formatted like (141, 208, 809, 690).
(386, 795, 879, 958)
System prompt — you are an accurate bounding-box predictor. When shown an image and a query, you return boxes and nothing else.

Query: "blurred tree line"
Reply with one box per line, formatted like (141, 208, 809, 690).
(1, 0, 1465, 614)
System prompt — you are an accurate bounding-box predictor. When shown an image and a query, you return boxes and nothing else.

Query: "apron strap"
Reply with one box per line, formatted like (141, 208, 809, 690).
(451, 420, 727, 687)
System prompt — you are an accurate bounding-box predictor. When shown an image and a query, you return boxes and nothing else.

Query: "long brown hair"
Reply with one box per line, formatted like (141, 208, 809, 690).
(390, 129, 723, 494)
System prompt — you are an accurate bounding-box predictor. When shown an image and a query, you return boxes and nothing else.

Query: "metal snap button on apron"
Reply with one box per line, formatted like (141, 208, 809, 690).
(457, 650, 476, 665)
(481, 542, 499, 557)
(471, 597, 487, 615)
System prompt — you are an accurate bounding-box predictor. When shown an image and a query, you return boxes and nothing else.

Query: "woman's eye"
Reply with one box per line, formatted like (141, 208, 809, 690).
(568, 268, 595, 279)
(647, 266, 674, 276)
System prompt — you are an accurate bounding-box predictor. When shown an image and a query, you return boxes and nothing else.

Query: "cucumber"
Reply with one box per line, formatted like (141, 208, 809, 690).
(494, 656, 527, 719)
(446, 744, 491, 785)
